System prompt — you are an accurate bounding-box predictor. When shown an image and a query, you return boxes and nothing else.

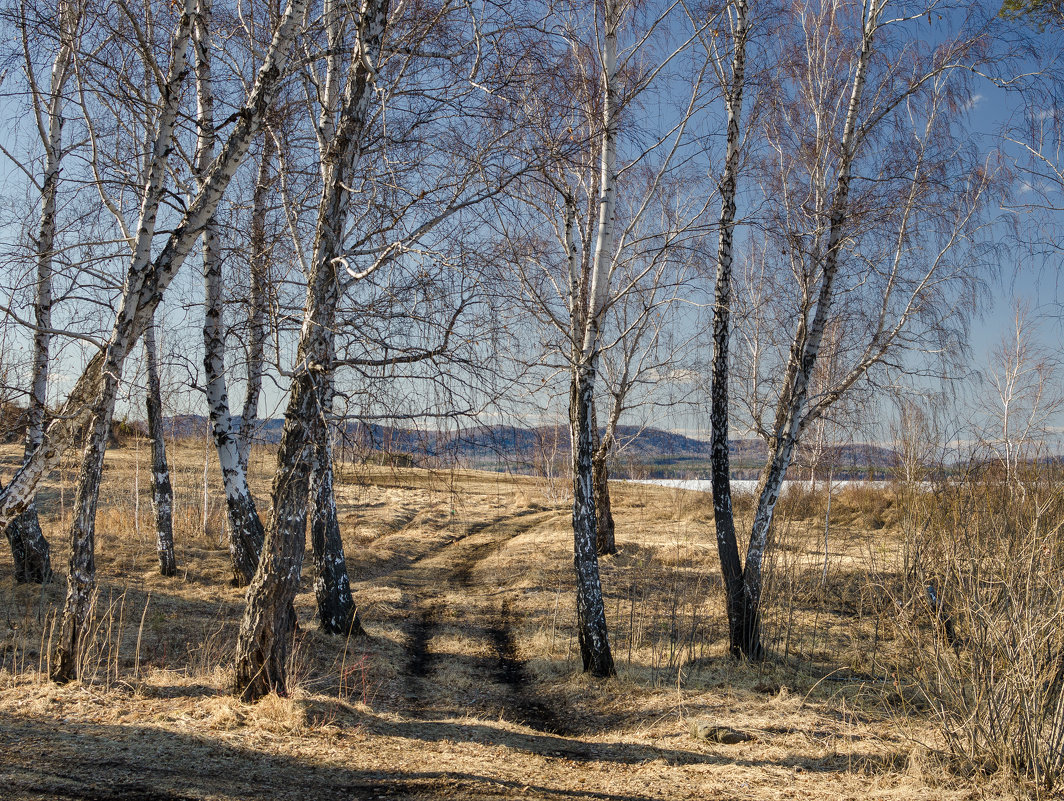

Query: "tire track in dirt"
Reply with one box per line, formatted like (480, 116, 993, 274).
(394, 505, 574, 738)
(404, 605, 439, 679)
(414, 505, 548, 574)
(396, 512, 547, 690)
(488, 600, 574, 736)
(441, 513, 574, 736)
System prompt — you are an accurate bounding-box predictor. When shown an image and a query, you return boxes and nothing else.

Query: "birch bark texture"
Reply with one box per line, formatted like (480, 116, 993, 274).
(708, 0, 753, 658)
(565, 0, 620, 678)
(310, 398, 362, 636)
(591, 412, 616, 556)
(144, 319, 176, 577)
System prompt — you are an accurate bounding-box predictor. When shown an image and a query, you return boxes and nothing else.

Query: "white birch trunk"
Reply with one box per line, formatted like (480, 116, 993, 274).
(194, 0, 265, 586)
(234, 0, 389, 701)
(738, 1, 881, 653)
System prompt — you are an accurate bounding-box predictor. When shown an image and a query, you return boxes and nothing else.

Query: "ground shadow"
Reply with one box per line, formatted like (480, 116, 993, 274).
(0, 711, 684, 801)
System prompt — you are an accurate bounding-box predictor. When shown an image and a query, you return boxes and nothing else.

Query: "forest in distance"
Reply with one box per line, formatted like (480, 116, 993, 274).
(1, 0, 1064, 798)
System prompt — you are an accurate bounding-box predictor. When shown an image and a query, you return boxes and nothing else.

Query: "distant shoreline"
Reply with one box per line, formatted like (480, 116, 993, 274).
(627, 478, 903, 493)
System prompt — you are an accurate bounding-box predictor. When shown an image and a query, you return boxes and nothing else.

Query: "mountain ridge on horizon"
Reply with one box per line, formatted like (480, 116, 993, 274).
(150, 414, 896, 480)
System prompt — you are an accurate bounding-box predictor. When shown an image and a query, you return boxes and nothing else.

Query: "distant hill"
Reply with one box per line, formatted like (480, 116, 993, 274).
(151, 415, 897, 480)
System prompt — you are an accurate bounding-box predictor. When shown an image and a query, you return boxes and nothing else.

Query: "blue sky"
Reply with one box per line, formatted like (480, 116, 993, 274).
(0, 3, 1063, 450)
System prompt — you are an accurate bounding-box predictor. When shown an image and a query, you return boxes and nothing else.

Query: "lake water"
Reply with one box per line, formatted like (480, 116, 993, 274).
(627, 478, 889, 494)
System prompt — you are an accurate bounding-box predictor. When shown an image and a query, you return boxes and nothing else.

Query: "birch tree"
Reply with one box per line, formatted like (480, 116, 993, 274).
(192, 0, 266, 586)
(505, 0, 712, 676)
(1, 0, 84, 583)
(35, 0, 309, 683)
(709, 0, 994, 657)
(234, 0, 537, 696)
(555, 0, 622, 677)
(706, 0, 754, 658)
(234, 0, 392, 699)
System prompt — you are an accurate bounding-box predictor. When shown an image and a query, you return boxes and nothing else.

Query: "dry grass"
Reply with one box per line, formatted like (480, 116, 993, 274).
(0, 440, 1020, 800)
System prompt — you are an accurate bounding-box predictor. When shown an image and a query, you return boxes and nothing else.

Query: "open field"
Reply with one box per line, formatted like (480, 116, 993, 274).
(0, 441, 1029, 800)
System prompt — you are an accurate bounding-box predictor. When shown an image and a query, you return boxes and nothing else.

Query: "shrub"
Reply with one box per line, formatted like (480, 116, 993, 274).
(898, 467, 1064, 794)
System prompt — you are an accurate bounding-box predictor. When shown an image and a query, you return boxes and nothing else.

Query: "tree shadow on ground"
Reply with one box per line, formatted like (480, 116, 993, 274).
(362, 710, 869, 775)
(0, 710, 677, 801)
(0, 693, 898, 801)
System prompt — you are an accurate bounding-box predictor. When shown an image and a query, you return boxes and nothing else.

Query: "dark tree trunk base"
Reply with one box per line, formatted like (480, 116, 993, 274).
(311, 436, 363, 636)
(578, 626, 617, 678)
(233, 595, 298, 701)
(5, 503, 52, 584)
(233, 370, 320, 702)
(571, 368, 616, 680)
(52, 574, 94, 683)
(727, 592, 764, 661)
(158, 550, 177, 578)
(592, 455, 616, 556)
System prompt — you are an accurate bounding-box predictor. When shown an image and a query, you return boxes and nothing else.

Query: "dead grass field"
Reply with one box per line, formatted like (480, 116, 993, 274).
(0, 441, 1020, 800)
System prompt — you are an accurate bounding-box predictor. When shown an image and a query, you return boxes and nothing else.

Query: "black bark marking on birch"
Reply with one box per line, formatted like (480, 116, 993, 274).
(311, 425, 363, 636)
(224, 490, 265, 587)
